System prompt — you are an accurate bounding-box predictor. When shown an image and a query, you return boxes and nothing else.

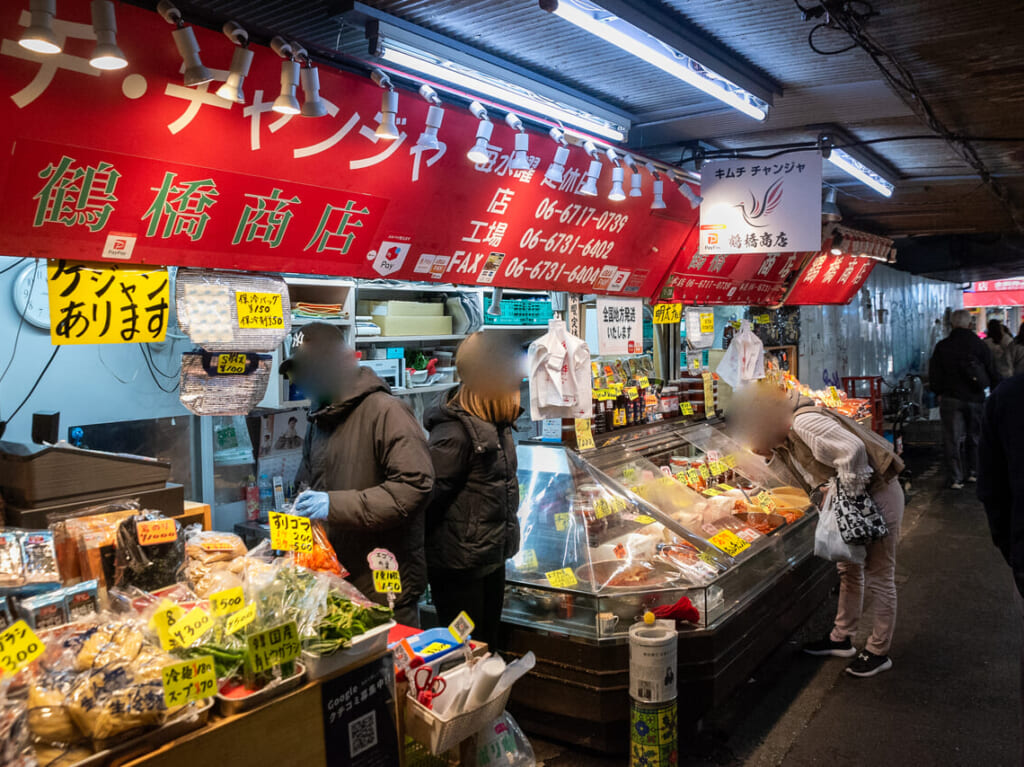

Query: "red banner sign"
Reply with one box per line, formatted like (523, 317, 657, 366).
(659, 247, 806, 305)
(963, 280, 1024, 308)
(0, 3, 696, 296)
(785, 253, 876, 305)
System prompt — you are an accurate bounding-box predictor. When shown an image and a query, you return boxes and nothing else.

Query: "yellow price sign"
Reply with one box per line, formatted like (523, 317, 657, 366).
(152, 602, 185, 650)
(224, 603, 256, 635)
(828, 386, 842, 407)
(699, 464, 711, 479)
(554, 512, 569, 531)
(702, 488, 722, 497)
(269, 511, 313, 553)
(210, 587, 245, 617)
(137, 518, 178, 546)
(680, 402, 694, 416)
(235, 291, 284, 330)
(373, 569, 402, 593)
(545, 567, 578, 589)
(718, 484, 736, 491)
(594, 388, 616, 401)
(686, 469, 701, 485)
(613, 409, 627, 427)
(709, 529, 750, 557)
(625, 386, 639, 401)
(724, 455, 738, 468)
(634, 515, 656, 525)
(636, 375, 650, 389)
(755, 313, 772, 325)
(516, 549, 539, 571)
(216, 353, 247, 374)
(702, 372, 715, 414)
(652, 303, 683, 325)
(166, 606, 213, 649)
(610, 382, 624, 394)
(690, 357, 701, 372)
(246, 621, 301, 673)
(47, 261, 170, 346)
(448, 611, 475, 643)
(757, 491, 778, 512)
(699, 312, 715, 334)
(0, 620, 45, 675)
(709, 460, 724, 476)
(161, 656, 216, 709)
(419, 641, 453, 656)
(575, 418, 596, 451)
(594, 498, 612, 519)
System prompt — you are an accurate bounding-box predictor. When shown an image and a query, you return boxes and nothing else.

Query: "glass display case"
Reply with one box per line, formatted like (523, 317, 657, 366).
(504, 421, 818, 642)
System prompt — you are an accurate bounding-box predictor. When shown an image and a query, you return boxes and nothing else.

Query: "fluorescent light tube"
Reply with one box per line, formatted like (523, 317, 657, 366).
(828, 148, 894, 197)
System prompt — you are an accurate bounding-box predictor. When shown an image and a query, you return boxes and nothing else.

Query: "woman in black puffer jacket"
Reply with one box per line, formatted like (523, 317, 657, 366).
(423, 332, 522, 650)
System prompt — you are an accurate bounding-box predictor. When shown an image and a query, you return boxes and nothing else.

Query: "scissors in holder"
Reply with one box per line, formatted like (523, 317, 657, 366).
(413, 666, 447, 709)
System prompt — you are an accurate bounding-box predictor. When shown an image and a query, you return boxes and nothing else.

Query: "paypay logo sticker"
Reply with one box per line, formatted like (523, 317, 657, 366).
(370, 240, 411, 276)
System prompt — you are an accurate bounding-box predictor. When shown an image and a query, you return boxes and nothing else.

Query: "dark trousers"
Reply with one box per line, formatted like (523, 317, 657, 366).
(939, 396, 984, 484)
(429, 567, 506, 650)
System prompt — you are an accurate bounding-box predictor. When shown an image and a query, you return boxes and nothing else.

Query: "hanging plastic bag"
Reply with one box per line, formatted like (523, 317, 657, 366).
(715, 320, 765, 389)
(814, 481, 867, 565)
(292, 521, 348, 577)
(471, 711, 537, 767)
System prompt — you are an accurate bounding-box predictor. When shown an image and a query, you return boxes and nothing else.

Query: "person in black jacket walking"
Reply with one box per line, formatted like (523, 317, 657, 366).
(928, 309, 1000, 488)
(424, 333, 522, 649)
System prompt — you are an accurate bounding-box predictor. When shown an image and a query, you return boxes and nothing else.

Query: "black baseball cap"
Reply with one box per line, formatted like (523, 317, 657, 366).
(279, 322, 348, 377)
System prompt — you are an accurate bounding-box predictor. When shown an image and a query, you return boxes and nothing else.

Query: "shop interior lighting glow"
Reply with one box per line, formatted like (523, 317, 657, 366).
(541, 0, 770, 121)
(467, 101, 494, 165)
(828, 148, 894, 197)
(371, 68, 400, 139)
(215, 21, 252, 103)
(158, 1, 212, 87)
(378, 39, 627, 142)
(89, 1, 127, 70)
(647, 162, 666, 210)
(830, 230, 844, 255)
(19, 0, 61, 54)
(415, 84, 444, 151)
(506, 113, 531, 171)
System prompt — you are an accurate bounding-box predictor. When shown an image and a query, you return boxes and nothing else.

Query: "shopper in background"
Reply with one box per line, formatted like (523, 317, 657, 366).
(928, 309, 1000, 489)
(977, 371, 1024, 766)
(423, 332, 522, 649)
(731, 383, 905, 678)
(282, 322, 434, 627)
(984, 319, 1024, 380)
(1016, 322, 1024, 346)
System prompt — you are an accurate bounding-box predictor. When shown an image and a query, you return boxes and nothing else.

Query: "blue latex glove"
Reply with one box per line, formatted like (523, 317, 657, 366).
(292, 490, 329, 520)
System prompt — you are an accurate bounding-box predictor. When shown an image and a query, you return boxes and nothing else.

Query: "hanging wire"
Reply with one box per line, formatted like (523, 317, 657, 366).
(3, 347, 61, 423)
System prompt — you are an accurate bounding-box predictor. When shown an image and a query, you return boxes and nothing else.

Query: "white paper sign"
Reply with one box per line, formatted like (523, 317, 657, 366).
(596, 297, 643, 355)
(699, 152, 822, 255)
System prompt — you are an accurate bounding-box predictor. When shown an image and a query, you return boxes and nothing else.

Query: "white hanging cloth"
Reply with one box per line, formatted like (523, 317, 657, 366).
(527, 318, 592, 421)
(715, 320, 766, 389)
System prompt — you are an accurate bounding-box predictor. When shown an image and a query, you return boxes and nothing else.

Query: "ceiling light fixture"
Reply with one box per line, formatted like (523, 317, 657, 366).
(467, 101, 494, 165)
(545, 127, 571, 185)
(19, 0, 61, 55)
(415, 84, 444, 151)
(487, 287, 504, 317)
(269, 36, 300, 114)
(579, 140, 603, 197)
(540, 0, 770, 121)
(506, 113, 531, 171)
(606, 148, 626, 201)
(375, 37, 627, 142)
(830, 229, 844, 256)
(822, 186, 842, 222)
(89, 1, 127, 70)
(296, 46, 327, 118)
(646, 162, 666, 210)
(828, 148, 894, 198)
(624, 155, 642, 197)
(677, 179, 703, 209)
(215, 21, 252, 103)
(157, 1, 212, 87)
(371, 68, 400, 139)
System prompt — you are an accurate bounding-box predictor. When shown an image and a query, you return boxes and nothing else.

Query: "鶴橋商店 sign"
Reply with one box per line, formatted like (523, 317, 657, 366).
(785, 253, 876, 305)
(0, 3, 706, 297)
(659, 250, 807, 306)
(699, 153, 823, 256)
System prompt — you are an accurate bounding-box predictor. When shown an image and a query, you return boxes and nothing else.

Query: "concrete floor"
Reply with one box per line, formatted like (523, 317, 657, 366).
(531, 450, 1021, 766)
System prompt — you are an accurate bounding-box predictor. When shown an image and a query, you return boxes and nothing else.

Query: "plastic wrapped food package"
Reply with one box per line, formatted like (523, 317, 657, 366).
(21, 531, 61, 585)
(183, 529, 247, 596)
(2, 677, 37, 767)
(113, 514, 185, 592)
(1, 530, 27, 587)
(292, 521, 347, 577)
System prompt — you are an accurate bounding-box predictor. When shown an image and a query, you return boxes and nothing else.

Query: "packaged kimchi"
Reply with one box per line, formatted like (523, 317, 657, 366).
(293, 521, 347, 577)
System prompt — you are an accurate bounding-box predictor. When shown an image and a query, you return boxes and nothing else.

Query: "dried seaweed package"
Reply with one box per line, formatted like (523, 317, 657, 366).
(113, 515, 185, 592)
(21, 530, 60, 585)
(0, 531, 25, 588)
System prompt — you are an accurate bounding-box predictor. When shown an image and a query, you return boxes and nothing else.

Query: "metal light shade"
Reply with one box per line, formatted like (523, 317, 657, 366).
(375, 89, 400, 138)
(216, 46, 253, 103)
(273, 59, 300, 114)
(300, 66, 327, 117)
(579, 159, 602, 196)
(545, 145, 569, 184)
(467, 120, 493, 164)
(172, 26, 212, 86)
(89, 1, 126, 69)
(416, 104, 444, 150)
(509, 132, 531, 170)
(19, 0, 61, 54)
(651, 179, 667, 210)
(609, 166, 626, 201)
(822, 187, 842, 222)
(487, 288, 504, 317)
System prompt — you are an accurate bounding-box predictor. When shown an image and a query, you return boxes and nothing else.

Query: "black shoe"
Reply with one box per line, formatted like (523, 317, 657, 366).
(803, 636, 857, 658)
(846, 650, 893, 678)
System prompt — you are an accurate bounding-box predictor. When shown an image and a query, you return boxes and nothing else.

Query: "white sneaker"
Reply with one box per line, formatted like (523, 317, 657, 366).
(950, 482, 964, 490)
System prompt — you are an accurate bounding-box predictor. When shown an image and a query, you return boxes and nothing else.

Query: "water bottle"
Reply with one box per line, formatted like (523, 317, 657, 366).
(258, 474, 274, 517)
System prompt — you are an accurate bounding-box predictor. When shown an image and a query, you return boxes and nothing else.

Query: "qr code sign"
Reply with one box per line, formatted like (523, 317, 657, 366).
(349, 710, 378, 757)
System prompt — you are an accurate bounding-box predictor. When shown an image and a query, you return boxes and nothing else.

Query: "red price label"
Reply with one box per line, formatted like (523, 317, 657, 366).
(137, 518, 177, 546)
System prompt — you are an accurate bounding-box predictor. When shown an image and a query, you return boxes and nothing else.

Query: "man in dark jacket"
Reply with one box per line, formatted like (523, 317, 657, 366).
(283, 323, 434, 626)
(977, 372, 1024, 765)
(928, 309, 1000, 488)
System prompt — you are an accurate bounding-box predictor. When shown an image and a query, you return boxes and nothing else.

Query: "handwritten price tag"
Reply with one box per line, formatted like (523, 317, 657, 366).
(680, 402, 694, 416)
(757, 491, 778, 512)
(554, 512, 569, 531)
(594, 388, 616, 401)
(247, 621, 301, 673)
(152, 602, 185, 650)
(625, 386, 639, 401)
(709, 529, 751, 557)
(699, 312, 715, 334)
(575, 418, 596, 451)
(636, 375, 650, 389)
(634, 515, 656, 525)
(702, 488, 722, 497)
(516, 549, 539, 571)
(699, 464, 711, 480)
(216, 353, 247, 374)
(545, 567, 578, 589)
(373, 569, 402, 593)
(166, 606, 212, 649)
(718, 484, 736, 491)
(269, 511, 313, 553)
(686, 469, 701, 485)
(224, 603, 256, 635)
(724, 454, 738, 468)
(653, 303, 683, 324)
(235, 291, 284, 330)
(755, 313, 772, 325)
(0, 620, 45, 675)
(162, 656, 217, 709)
(210, 587, 245, 616)
(137, 518, 177, 546)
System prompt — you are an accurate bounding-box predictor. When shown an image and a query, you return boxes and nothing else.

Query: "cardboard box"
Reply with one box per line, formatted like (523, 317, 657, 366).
(372, 315, 452, 337)
(357, 300, 444, 318)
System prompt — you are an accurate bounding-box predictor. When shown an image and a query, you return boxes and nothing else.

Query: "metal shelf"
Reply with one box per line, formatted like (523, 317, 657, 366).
(354, 334, 468, 344)
(392, 382, 459, 397)
(482, 325, 547, 331)
(291, 316, 353, 326)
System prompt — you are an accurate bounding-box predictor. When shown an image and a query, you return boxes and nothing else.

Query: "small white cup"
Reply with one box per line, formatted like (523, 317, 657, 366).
(597, 612, 620, 635)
